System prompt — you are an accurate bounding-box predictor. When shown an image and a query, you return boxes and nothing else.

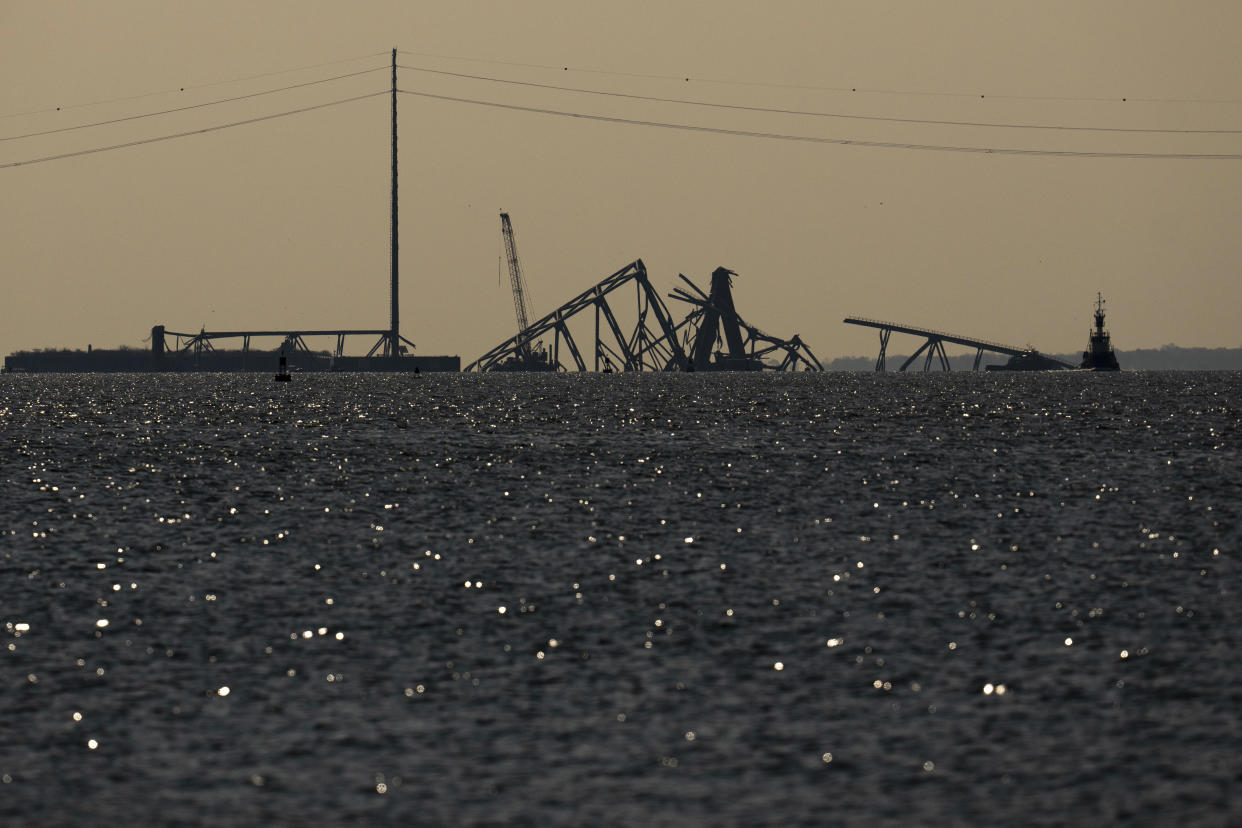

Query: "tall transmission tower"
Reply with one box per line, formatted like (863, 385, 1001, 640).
(367, 47, 415, 359)
(388, 46, 400, 357)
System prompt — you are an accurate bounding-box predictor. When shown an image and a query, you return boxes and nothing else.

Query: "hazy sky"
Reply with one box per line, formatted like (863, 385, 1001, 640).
(3, 1, 1241, 363)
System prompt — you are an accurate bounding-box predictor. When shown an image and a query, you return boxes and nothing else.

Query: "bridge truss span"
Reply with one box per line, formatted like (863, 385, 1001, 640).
(467, 262, 819, 373)
(842, 316, 1068, 372)
(465, 260, 690, 372)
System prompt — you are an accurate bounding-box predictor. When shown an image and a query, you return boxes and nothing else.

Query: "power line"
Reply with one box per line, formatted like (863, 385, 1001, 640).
(398, 49, 688, 86)
(398, 48, 1242, 107)
(3, 66, 388, 142)
(397, 63, 1242, 136)
(1, 50, 390, 121)
(5, 73, 1235, 170)
(0, 92, 386, 170)
(192, 51, 390, 90)
(396, 89, 1242, 160)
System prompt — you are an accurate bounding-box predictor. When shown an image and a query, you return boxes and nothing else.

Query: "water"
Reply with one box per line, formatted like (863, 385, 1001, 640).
(2, 371, 1238, 825)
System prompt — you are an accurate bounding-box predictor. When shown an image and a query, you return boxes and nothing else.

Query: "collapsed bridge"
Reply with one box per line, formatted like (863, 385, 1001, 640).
(466, 262, 820, 372)
(843, 317, 1073, 371)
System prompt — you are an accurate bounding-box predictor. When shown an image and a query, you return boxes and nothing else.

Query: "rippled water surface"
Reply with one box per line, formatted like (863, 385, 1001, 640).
(2, 372, 1239, 825)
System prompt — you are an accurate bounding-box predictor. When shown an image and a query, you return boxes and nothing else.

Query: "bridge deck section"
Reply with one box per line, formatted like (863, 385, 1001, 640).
(843, 317, 1028, 356)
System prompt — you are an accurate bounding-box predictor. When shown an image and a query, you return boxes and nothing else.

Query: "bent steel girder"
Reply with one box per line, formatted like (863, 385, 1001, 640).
(669, 272, 822, 372)
(632, 282, 692, 370)
(746, 332, 824, 372)
(595, 297, 635, 369)
(365, 332, 417, 358)
(554, 318, 586, 371)
(897, 336, 950, 372)
(875, 328, 890, 372)
(467, 260, 688, 372)
(676, 267, 748, 370)
(711, 268, 747, 360)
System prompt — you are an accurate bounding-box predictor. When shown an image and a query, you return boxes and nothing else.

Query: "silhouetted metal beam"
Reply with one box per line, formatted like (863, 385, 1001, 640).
(875, 328, 890, 372)
(556, 319, 586, 371)
(670, 270, 821, 371)
(844, 316, 1064, 372)
(468, 260, 686, 372)
(174, 328, 414, 361)
(844, 317, 1027, 356)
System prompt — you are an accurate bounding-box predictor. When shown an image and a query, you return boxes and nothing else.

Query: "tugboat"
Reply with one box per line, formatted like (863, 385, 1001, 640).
(1080, 293, 1120, 371)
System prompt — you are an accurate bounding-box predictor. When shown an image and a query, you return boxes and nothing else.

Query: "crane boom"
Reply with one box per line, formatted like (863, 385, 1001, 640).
(500, 213, 534, 355)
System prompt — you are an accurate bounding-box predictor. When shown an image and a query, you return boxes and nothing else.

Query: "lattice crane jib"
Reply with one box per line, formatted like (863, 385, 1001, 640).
(500, 213, 534, 357)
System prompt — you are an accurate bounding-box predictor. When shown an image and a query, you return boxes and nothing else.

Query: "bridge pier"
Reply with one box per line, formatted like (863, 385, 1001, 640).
(898, 336, 952, 372)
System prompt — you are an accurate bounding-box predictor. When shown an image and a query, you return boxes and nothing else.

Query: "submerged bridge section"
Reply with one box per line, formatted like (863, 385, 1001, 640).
(843, 317, 1062, 372)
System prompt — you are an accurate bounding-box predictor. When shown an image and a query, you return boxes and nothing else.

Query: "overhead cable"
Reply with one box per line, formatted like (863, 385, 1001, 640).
(398, 49, 1242, 106)
(396, 89, 1242, 160)
(1, 50, 390, 121)
(0, 92, 386, 169)
(397, 63, 1242, 136)
(3, 66, 388, 142)
(190, 51, 389, 90)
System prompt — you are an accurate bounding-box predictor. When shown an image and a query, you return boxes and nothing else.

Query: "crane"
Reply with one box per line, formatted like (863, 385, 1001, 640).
(497, 213, 551, 369)
(500, 213, 531, 352)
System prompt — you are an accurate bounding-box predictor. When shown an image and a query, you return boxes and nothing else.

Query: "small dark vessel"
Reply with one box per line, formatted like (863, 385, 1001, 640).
(491, 344, 557, 372)
(274, 352, 291, 382)
(1080, 293, 1121, 371)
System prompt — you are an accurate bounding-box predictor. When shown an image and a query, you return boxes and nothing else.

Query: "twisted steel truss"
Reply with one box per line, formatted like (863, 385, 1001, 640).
(467, 262, 821, 373)
(670, 268, 822, 372)
(466, 260, 689, 372)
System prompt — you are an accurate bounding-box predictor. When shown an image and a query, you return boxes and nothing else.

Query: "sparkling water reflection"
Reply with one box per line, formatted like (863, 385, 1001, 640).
(1, 371, 1239, 825)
